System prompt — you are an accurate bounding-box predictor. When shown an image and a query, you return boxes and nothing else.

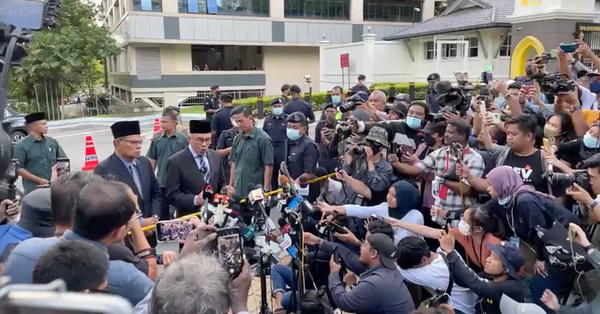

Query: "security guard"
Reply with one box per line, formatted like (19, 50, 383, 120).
(204, 84, 221, 122)
(280, 84, 290, 104)
(216, 121, 239, 184)
(211, 93, 234, 142)
(285, 112, 318, 183)
(314, 102, 339, 173)
(13, 112, 67, 195)
(283, 84, 315, 123)
(262, 97, 288, 190)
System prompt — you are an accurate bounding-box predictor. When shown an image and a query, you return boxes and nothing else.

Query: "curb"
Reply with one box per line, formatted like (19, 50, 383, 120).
(48, 113, 207, 127)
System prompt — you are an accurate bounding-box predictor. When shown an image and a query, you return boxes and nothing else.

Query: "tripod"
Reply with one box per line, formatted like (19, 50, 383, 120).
(253, 201, 273, 314)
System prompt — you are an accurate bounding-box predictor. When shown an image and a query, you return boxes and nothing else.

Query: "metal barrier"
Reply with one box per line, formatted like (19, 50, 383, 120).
(179, 90, 265, 107)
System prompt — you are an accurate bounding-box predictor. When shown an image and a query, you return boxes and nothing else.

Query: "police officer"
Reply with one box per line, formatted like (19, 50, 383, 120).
(263, 97, 288, 190)
(211, 93, 234, 142)
(280, 84, 290, 104)
(283, 84, 315, 123)
(426, 73, 442, 113)
(314, 103, 339, 173)
(285, 112, 318, 187)
(14, 112, 68, 195)
(204, 84, 221, 122)
(216, 119, 240, 185)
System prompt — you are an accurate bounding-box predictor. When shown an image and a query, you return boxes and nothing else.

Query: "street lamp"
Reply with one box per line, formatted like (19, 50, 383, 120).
(412, 7, 421, 25)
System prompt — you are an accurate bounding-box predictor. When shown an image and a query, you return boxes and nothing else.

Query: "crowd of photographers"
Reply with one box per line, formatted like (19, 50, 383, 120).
(3, 39, 600, 314)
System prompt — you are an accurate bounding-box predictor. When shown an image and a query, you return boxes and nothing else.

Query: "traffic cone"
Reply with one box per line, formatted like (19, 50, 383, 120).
(152, 118, 161, 137)
(81, 135, 99, 171)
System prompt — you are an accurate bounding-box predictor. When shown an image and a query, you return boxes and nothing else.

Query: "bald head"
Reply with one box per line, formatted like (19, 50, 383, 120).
(369, 90, 387, 112)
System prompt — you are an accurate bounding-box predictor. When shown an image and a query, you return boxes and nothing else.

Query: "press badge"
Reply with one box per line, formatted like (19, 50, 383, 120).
(432, 176, 442, 199)
(509, 236, 520, 247)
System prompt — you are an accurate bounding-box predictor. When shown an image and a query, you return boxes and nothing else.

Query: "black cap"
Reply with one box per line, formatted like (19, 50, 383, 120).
(111, 121, 141, 139)
(388, 103, 408, 118)
(358, 74, 366, 80)
(220, 93, 233, 102)
(427, 73, 441, 81)
(487, 241, 525, 279)
(210, 85, 219, 90)
(367, 233, 397, 270)
(17, 188, 54, 238)
(322, 102, 336, 111)
(315, 167, 328, 178)
(287, 112, 307, 124)
(421, 121, 446, 135)
(25, 112, 47, 124)
(189, 120, 211, 134)
(269, 97, 285, 106)
(290, 84, 302, 94)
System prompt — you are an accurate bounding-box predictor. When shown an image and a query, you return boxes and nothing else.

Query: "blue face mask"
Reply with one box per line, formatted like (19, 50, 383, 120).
(272, 108, 283, 116)
(405, 116, 422, 130)
(583, 133, 599, 149)
(590, 81, 600, 94)
(287, 128, 301, 141)
(331, 95, 341, 104)
(493, 95, 506, 108)
(498, 196, 511, 206)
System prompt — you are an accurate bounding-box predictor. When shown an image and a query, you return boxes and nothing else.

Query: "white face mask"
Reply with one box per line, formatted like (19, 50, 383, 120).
(231, 119, 239, 128)
(458, 220, 472, 236)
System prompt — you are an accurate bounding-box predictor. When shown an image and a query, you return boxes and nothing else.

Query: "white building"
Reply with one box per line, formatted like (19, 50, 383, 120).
(102, 0, 450, 106)
(319, 0, 600, 92)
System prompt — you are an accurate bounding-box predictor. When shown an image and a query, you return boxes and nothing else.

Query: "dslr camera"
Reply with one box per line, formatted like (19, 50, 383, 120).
(550, 170, 589, 190)
(339, 92, 367, 113)
(531, 72, 575, 94)
(432, 79, 474, 121)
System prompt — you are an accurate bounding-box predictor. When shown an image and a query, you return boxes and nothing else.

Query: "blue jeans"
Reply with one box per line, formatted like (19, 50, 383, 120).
(529, 262, 569, 311)
(270, 264, 303, 310)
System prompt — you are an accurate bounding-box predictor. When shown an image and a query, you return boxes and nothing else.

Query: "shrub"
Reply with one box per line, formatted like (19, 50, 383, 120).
(232, 82, 429, 114)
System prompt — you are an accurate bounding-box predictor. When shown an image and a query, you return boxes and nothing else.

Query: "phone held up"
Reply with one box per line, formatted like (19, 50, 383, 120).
(155, 219, 195, 243)
(217, 227, 244, 278)
(56, 158, 70, 177)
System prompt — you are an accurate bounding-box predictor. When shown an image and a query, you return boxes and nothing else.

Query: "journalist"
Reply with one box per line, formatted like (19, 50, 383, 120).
(315, 103, 339, 173)
(439, 233, 526, 314)
(556, 122, 600, 168)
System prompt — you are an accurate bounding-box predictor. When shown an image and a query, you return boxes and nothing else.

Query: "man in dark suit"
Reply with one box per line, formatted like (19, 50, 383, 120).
(94, 121, 161, 226)
(165, 119, 227, 217)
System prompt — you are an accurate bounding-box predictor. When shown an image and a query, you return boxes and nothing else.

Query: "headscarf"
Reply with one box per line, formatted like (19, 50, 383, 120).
(487, 166, 554, 208)
(389, 180, 421, 220)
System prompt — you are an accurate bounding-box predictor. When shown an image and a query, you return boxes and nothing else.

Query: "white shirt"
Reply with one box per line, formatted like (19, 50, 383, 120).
(399, 251, 478, 314)
(579, 86, 598, 110)
(344, 203, 424, 244)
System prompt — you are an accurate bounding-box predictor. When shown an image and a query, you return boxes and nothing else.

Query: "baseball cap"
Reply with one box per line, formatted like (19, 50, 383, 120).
(499, 294, 546, 314)
(322, 102, 336, 111)
(17, 188, 54, 238)
(486, 241, 525, 279)
(366, 233, 397, 270)
(364, 126, 389, 148)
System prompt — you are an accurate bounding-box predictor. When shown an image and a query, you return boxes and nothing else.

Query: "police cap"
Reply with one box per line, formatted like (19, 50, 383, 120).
(287, 112, 308, 124)
(220, 93, 233, 103)
(269, 97, 285, 106)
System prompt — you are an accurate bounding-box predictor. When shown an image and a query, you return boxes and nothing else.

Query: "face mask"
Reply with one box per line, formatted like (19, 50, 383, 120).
(231, 119, 239, 128)
(543, 125, 559, 138)
(272, 108, 283, 116)
(525, 67, 533, 76)
(590, 81, 600, 94)
(458, 220, 472, 236)
(406, 116, 422, 130)
(331, 95, 341, 104)
(498, 196, 511, 206)
(423, 134, 436, 147)
(493, 95, 505, 107)
(583, 133, 600, 149)
(371, 144, 382, 154)
(286, 128, 301, 141)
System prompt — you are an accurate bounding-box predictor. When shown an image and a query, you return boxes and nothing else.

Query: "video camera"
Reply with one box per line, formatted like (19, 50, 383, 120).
(531, 72, 575, 94)
(432, 72, 479, 121)
(339, 92, 367, 113)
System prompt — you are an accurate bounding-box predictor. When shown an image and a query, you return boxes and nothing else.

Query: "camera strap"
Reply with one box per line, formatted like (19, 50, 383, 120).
(440, 253, 454, 295)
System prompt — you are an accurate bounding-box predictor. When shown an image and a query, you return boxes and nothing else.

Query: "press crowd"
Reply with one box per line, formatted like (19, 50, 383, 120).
(3, 40, 600, 314)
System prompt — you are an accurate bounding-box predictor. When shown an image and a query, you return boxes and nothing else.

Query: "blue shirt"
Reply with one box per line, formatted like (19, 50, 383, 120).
(0, 224, 32, 257)
(3, 230, 154, 305)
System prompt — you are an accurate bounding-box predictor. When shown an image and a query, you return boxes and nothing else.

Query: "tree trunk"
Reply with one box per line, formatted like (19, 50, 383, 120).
(43, 78, 51, 116)
(60, 83, 64, 120)
(34, 83, 41, 112)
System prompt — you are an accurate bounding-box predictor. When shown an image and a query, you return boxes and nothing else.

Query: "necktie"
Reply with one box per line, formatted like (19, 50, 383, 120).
(199, 155, 211, 183)
(129, 165, 144, 200)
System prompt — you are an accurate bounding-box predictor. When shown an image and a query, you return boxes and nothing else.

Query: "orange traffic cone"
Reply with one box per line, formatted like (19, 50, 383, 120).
(153, 118, 161, 137)
(82, 135, 99, 171)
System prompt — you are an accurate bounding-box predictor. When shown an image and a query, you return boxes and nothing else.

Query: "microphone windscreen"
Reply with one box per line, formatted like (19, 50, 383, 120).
(277, 217, 288, 228)
(279, 175, 290, 186)
(247, 183, 256, 193)
(298, 174, 309, 187)
(434, 80, 452, 94)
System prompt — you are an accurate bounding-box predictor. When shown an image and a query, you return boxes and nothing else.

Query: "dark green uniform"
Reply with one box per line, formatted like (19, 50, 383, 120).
(146, 131, 188, 187)
(13, 135, 67, 195)
(229, 126, 274, 196)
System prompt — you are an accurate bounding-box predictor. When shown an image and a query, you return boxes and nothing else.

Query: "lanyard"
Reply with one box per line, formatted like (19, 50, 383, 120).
(444, 147, 470, 172)
(471, 236, 485, 267)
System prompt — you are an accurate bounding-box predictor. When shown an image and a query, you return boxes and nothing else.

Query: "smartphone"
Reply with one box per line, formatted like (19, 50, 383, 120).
(217, 227, 244, 278)
(567, 225, 578, 242)
(522, 85, 533, 95)
(479, 101, 487, 116)
(155, 219, 194, 243)
(56, 158, 70, 176)
(543, 138, 550, 151)
(560, 43, 578, 53)
(333, 247, 341, 264)
(330, 222, 346, 234)
(156, 253, 163, 265)
(487, 112, 501, 125)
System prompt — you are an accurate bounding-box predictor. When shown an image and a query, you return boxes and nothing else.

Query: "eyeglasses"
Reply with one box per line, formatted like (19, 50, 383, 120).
(129, 209, 143, 223)
(192, 137, 212, 144)
(120, 139, 143, 145)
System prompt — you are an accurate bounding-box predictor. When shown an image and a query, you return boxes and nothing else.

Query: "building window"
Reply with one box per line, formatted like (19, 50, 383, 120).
(468, 37, 478, 57)
(132, 0, 162, 12)
(191, 45, 264, 71)
(284, 0, 351, 20)
(441, 43, 459, 59)
(499, 35, 512, 57)
(363, 0, 423, 23)
(424, 41, 435, 60)
(178, 0, 269, 16)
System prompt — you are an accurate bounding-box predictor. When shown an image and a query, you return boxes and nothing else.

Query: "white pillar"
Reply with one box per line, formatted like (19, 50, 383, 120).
(319, 35, 330, 92)
(270, 0, 284, 19)
(422, 0, 436, 21)
(350, 0, 363, 22)
(362, 28, 377, 87)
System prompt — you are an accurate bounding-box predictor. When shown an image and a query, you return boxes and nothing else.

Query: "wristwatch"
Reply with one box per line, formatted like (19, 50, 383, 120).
(570, 105, 582, 113)
(584, 244, 595, 252)
(587, 200, 599, 210)
(135, 248, 156, 259)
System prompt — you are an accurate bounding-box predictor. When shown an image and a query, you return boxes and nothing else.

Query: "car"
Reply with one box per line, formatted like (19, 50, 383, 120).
(3, 107, 28, 144)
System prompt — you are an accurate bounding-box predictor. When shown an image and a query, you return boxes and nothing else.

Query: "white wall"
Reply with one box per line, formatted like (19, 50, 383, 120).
(320, 43, 364, 91)
(263, 46, 320, 96)
(373, 42, 413, 83)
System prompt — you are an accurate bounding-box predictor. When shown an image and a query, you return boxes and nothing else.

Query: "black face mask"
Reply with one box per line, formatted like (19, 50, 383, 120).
(423, 134, 437, 147)
(371, 144, 382, 154)
(525, 67, 533, 76)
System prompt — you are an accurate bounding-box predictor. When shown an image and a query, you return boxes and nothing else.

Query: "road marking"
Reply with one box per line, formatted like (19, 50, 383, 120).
(52, 129, 154, 139)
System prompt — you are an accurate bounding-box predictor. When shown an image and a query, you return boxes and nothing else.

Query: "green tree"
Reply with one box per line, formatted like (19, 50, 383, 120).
(8, 0, 119, 118)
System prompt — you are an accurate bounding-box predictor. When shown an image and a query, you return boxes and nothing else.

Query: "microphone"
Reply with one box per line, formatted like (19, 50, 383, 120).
(277, 218, 296, 257)
(203, 184, 214, 202)
(247, 184, 277, 231)
(279, 174, 291, 193)
(297, 175, 310, 197)
(236, 222, 255, 242)
(278, 217, 291, 235)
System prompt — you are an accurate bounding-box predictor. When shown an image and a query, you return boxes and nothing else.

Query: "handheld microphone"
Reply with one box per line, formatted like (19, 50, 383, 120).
(279, 174, 291, 193)
(278, 217, 291, 235)
(297, 174, 310, 197)
(277, 218, 296, 257)
(247, 184, 277, 231)
(201, 184, 214, 223)
(236, 222, 255, 242)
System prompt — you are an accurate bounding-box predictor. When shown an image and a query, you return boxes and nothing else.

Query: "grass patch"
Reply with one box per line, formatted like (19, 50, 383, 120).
(180, 106, 205, 114)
